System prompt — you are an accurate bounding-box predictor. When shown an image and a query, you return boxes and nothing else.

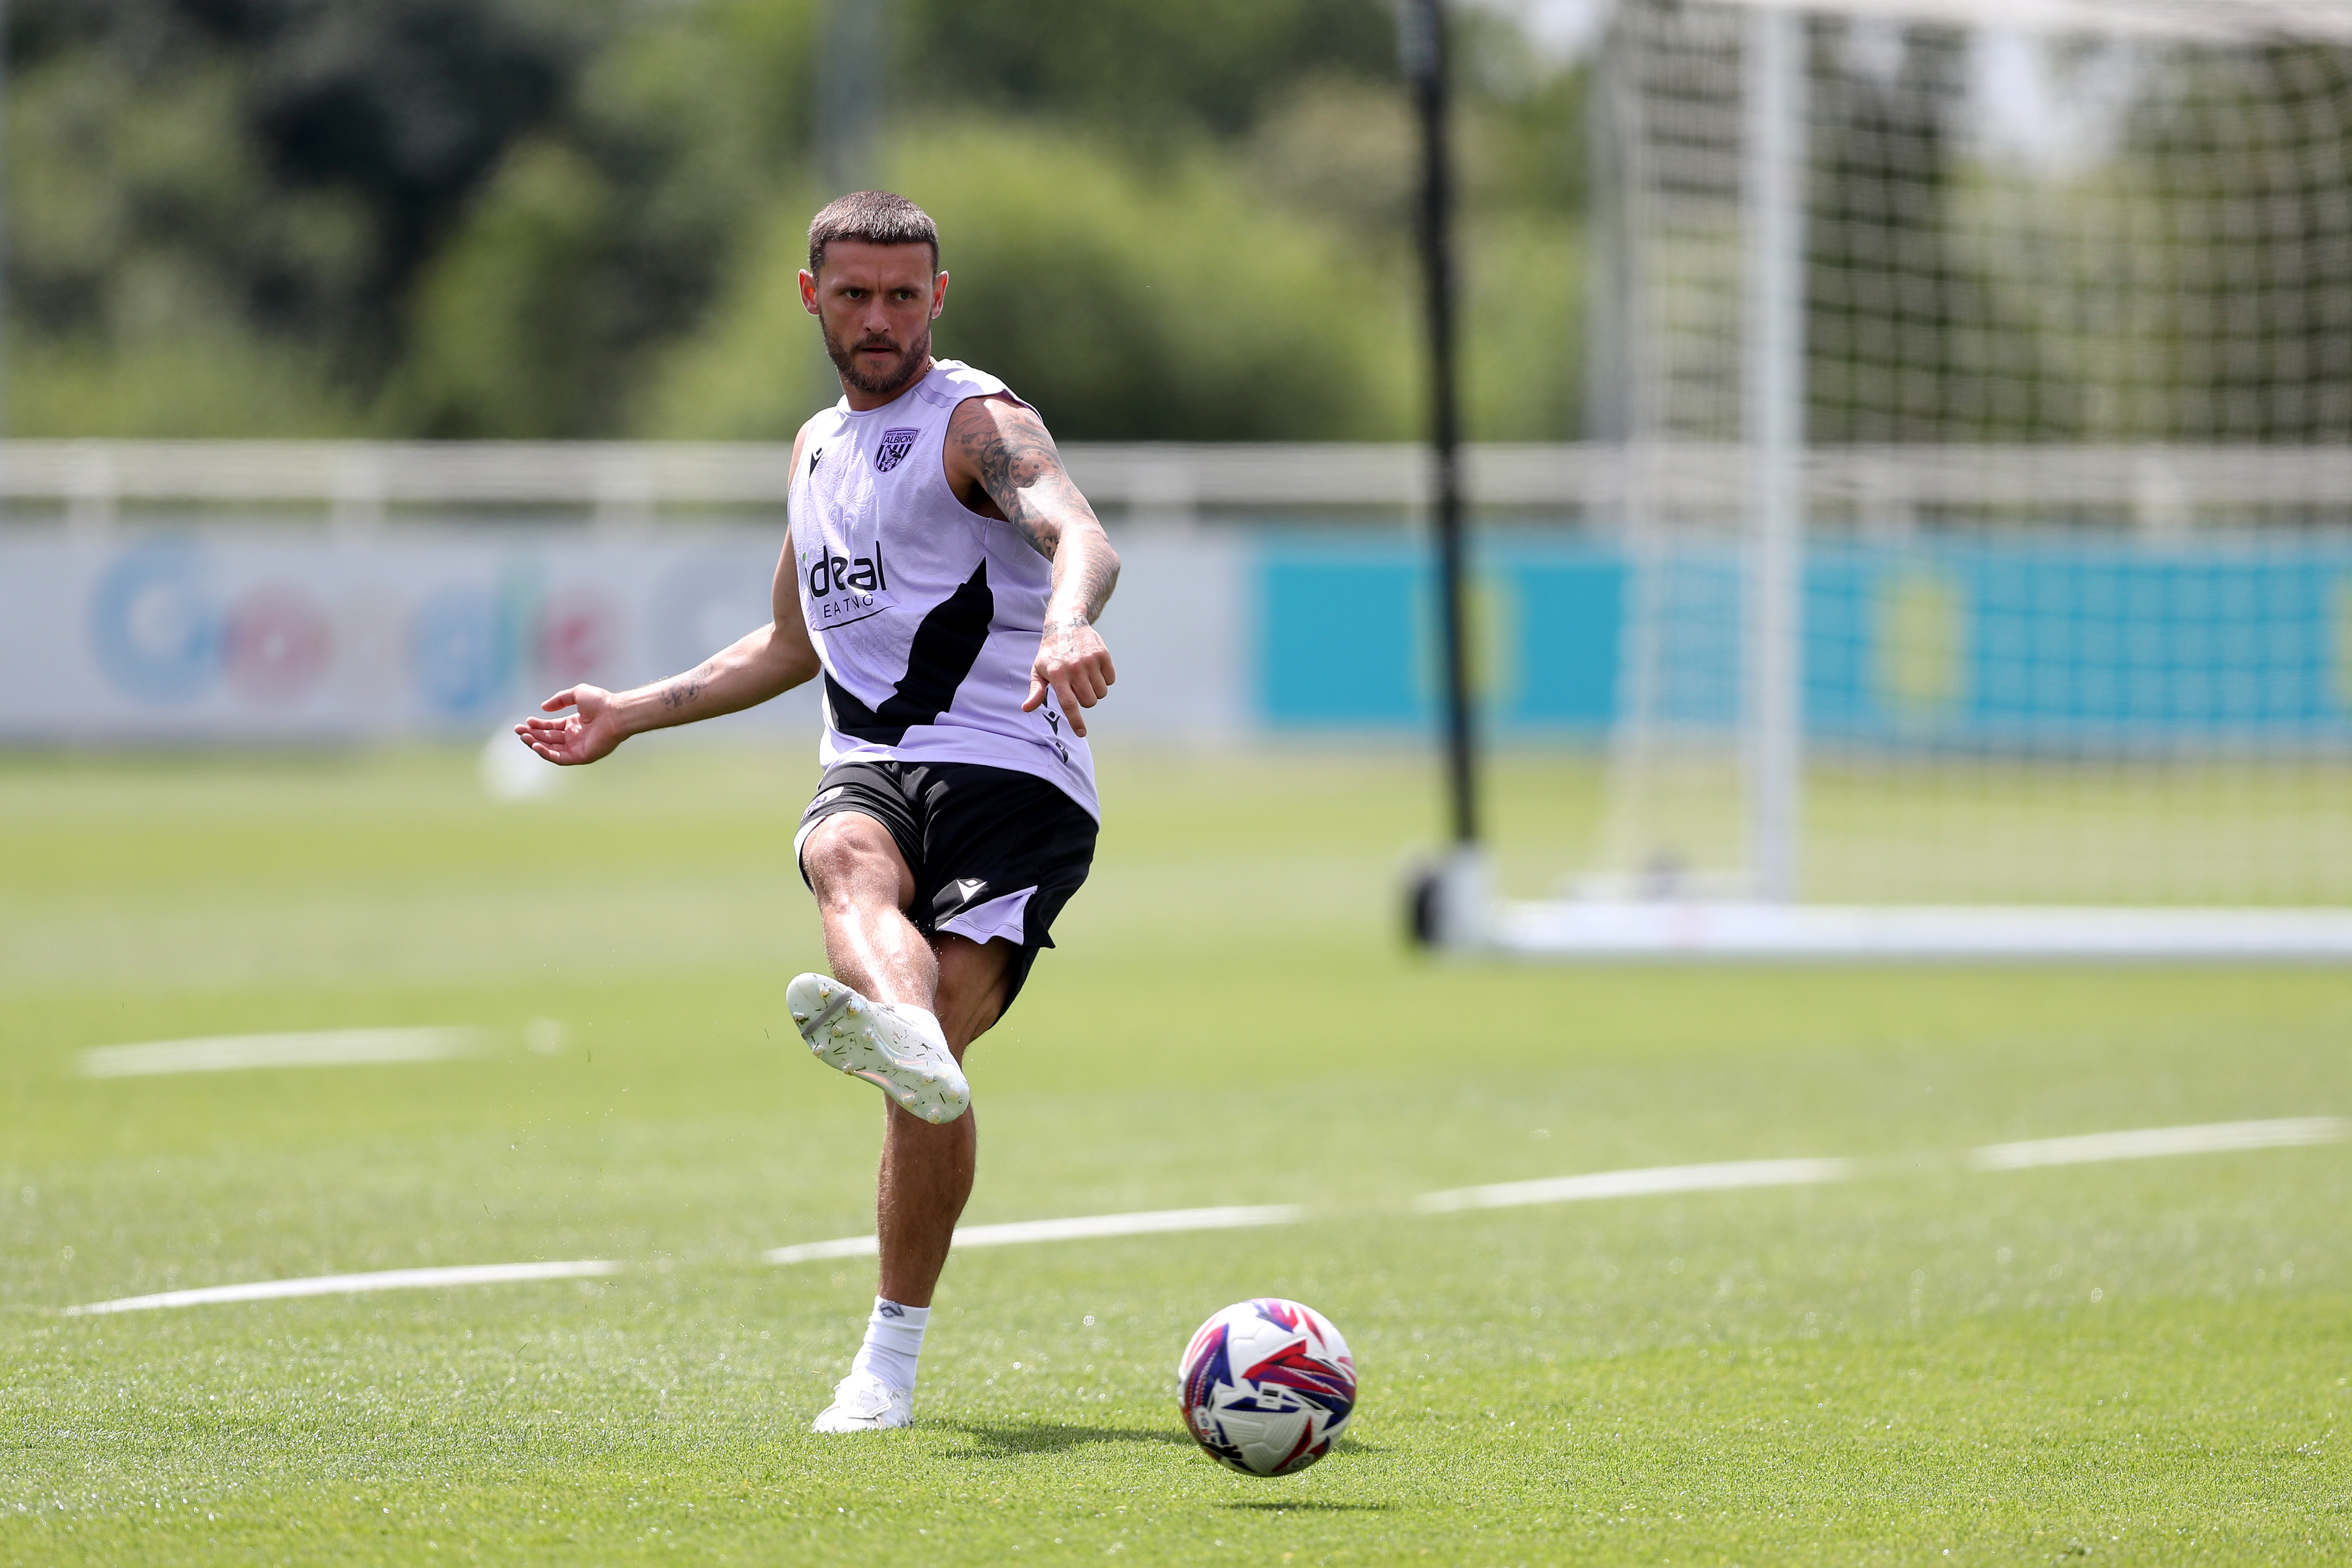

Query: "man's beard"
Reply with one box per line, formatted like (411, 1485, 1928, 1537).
(824, 321, 932, 398)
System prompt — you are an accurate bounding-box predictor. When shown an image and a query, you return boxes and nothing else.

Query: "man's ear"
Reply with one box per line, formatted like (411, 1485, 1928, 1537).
(800, 269, 820, 316)
(932, 271, 950, 320)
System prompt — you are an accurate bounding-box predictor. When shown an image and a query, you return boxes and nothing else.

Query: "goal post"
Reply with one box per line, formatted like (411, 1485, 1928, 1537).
(1746, 0, 1808, 906)
(1480, 0, 2352, 959)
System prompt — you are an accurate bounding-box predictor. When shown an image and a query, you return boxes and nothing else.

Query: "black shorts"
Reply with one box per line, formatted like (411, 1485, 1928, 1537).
(795, 758, 1098, 1017)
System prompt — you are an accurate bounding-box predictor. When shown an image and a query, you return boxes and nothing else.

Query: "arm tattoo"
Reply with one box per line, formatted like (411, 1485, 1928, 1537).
(950, 399, 1119, 621)
(659, 664, 712, 710)
(952, 402, 1085, 556)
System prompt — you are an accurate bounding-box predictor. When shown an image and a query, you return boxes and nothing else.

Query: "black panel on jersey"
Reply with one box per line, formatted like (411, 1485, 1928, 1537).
(824, 561, 996, 745)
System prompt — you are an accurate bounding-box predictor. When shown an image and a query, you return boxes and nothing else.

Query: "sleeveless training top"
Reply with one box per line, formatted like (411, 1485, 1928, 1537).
(788, 359, 1099, 819)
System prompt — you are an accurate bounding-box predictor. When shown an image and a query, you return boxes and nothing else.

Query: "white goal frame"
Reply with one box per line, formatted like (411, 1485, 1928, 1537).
(1467, 0, 2352, 961)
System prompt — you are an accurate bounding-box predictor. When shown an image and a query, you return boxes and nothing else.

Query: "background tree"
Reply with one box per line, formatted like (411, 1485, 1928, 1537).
(5, 0, 1591, 441)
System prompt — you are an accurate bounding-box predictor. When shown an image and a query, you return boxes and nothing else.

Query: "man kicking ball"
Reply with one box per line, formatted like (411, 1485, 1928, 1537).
(517, 190, 1118, 1432)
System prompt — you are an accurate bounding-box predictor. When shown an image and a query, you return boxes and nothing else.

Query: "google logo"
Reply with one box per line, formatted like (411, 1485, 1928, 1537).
(85, 545, 627, 716)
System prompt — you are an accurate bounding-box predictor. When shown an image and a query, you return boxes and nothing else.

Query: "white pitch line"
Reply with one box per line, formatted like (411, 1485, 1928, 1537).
(60, 1260, 621, 1316)
(764, 1236, 883, 1266)
(1414, 1158, 1852, 1214)
(762, 1204, 1305, 1267)
(1969, 1117, 2347, 1172)
(80, 1027, 481, 1080)
(954, 1205, 1306, 1249)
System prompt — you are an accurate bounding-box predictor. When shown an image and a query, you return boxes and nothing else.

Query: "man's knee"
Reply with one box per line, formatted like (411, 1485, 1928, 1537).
(803, 815, 914, 908)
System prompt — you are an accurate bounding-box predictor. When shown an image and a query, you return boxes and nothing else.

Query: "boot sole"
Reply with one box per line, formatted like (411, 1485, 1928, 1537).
(786, 974, 971, 1125)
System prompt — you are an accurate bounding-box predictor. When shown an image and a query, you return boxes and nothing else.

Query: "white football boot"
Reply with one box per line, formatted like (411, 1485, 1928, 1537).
(786, 973, 971, 1125)
(810, 1370, 915, 1433)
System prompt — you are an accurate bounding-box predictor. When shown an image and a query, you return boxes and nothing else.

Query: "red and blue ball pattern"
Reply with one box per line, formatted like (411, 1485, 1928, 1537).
(1178, 1298, 1357, 1476)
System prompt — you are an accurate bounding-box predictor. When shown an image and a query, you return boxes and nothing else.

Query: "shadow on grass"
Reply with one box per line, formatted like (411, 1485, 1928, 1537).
(1219, 1500, 1391, 1514)
(938, 1419, 1196, 1459)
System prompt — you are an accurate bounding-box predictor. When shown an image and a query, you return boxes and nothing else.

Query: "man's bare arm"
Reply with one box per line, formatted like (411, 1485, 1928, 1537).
(517, 530, 822, 765)
(948, 394, 1119, 621)
(945, 393, 1120, 734)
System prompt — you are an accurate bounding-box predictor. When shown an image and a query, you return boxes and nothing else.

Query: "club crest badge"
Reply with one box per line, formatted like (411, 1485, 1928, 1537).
(874, 427, 920, 472)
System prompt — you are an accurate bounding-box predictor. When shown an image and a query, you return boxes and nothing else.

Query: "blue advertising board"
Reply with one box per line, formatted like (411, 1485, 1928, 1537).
(1257, 532, 2352, 750)
(1260, 537, 1623, 732)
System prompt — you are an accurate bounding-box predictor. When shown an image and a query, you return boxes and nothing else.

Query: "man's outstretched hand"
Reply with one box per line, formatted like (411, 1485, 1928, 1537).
(1024, 618, 1115, 738)
(517, 685, 628, 765)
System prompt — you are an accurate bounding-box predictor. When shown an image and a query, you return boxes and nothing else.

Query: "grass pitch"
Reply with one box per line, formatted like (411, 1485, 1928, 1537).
(3, 741, 2349, 1565)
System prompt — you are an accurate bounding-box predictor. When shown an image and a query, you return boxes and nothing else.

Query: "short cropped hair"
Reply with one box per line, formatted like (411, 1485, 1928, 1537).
(806, 191, 939, 275)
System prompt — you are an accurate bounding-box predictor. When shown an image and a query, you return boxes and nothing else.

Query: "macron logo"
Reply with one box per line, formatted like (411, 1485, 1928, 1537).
(878, 1302, 906, 1319)
(953, 879, 988, 905)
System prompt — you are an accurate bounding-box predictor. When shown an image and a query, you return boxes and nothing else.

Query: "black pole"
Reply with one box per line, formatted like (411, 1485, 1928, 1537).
(1403, 0, 1477, 849)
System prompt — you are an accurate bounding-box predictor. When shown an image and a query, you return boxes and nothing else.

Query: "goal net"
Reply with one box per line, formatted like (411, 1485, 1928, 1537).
(1511, 0, 2352, 956)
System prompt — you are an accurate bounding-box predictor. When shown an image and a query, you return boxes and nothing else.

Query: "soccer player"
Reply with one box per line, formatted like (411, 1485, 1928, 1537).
(516, 191, 1118, 1432)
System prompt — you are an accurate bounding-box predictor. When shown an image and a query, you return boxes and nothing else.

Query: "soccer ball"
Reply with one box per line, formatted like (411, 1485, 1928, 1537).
(1177, 1298, 1356, 1476)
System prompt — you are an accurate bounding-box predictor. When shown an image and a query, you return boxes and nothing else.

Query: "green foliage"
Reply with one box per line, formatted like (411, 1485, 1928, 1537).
(391, 139, 621, 438)
(638, 199, 835, 442)
(892, 0, 1398, 143)
(6, 26, 376, 434)
(649, 122, 1417, 443)
(10, 332, 365, 438)
(1238, 72, 1588, 440)
(7, 0, 602, 434)
(4, 0, 1593, 441)
(905, 125, 1412, 441)
(1460, 213, 1584, 441)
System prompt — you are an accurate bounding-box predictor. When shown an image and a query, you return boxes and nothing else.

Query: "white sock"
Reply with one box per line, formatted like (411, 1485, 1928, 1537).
(850, 1297, 929, 1390)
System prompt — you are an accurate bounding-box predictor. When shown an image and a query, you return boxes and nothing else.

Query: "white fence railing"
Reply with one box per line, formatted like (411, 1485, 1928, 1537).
(5, 441, 2350, 531)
